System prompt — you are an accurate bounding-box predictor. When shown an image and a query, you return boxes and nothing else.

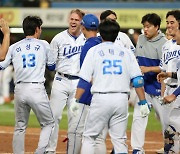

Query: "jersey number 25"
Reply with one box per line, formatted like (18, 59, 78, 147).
(103, 59, 122, 75)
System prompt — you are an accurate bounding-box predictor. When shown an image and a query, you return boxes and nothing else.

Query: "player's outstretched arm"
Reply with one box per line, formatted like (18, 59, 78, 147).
(0, 18, 10, 61)
(140, 66, 161, 74)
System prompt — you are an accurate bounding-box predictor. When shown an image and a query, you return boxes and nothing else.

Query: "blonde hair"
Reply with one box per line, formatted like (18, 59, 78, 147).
(70, 9, 85, 19)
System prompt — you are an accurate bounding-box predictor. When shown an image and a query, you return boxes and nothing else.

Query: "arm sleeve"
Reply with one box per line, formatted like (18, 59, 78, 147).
(80, 43, 91, 68)
(79, 48, 94, 82)
(173, 86, 180, 97)
(77, 77, 91, 89)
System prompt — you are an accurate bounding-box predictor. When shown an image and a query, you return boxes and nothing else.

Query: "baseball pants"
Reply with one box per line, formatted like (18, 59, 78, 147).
(13, 83, 54, 154)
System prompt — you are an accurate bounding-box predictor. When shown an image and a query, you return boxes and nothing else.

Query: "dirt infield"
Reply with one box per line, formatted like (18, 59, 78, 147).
(0, 126, 163, 154)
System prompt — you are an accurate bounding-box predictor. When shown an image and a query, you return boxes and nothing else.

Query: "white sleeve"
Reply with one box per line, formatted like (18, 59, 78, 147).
(127, 49, 142, 78)
(79, 48, 94, 82)
(42, 40, 56, 66)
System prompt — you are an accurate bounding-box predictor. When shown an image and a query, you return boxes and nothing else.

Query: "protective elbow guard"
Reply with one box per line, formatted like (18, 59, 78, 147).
(132, 76, 144, 88)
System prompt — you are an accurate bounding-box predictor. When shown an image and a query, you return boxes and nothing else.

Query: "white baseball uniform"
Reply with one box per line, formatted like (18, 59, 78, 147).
(79, 42, 142, 154)
(46, 29, 86, 153)
(161, 42, 180, 153)
(0, 38, 56, 154)
(160, 40, 179, 129)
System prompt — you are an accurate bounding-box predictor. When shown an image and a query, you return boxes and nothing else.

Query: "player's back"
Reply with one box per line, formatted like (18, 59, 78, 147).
(8, 38, 51, 83)
(80, 42, 141, 94)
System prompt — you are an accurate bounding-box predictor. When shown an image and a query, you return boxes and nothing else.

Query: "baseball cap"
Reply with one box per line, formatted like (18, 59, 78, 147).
(81, 14, 99, 30)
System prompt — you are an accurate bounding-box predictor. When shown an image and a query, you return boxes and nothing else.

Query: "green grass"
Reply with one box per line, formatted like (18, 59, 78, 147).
(0, 103, 161, 131)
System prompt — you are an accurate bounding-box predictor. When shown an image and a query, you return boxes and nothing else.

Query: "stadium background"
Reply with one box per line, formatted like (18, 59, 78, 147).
(0, 0, 180, 153)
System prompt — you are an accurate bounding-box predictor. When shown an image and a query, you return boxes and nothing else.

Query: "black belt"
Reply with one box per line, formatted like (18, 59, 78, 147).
(17, 81, 41, 84)
(58, 72, 79, 80)
(167, 84, 178, 88)
(97, 92, 128, 94)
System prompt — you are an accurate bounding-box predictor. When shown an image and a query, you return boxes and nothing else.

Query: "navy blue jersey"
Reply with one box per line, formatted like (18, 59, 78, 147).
(136, 33, 167, 96)
(79, 36, 102, 105)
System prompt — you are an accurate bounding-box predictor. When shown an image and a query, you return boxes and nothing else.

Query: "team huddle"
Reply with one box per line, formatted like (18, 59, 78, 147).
(0, 8, 180, 154)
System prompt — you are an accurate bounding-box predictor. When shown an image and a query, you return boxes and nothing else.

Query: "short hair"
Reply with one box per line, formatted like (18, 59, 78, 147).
(23, 16, 42, 36)
(141, 13, 161, 29)
(166, 10, 180, 23)
(100, 10, 117, 22)
(70, 9, 85, 19)
(98, 20, 120, 42)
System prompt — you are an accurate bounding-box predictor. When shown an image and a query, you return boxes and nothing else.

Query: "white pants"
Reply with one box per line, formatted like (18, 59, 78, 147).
(131, 92, 165, 151)
(13, 83, 54, 154)
(46, 73, 79, 153)
(81, 93, 129, 154)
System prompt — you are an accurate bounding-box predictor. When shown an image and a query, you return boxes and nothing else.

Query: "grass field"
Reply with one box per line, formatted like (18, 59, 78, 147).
(0, 103, 162, 131)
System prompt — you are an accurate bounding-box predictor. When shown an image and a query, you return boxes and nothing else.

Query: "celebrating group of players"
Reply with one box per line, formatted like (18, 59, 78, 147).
(0, 8, 180, 154)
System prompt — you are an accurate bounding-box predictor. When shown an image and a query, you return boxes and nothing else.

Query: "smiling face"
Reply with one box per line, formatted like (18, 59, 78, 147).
(143, 21, 159, 40)
(166, 15, 179, 38)
(68, 12, 82, 36)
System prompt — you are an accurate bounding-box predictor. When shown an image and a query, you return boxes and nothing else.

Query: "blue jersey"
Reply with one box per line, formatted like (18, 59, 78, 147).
(136, 33, 167, 96)
(79, 36, 102, 105)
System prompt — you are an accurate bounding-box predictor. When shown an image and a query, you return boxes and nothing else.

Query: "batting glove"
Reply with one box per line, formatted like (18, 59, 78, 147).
(138, 100, 151, 118)
(70, 98, 80, 116)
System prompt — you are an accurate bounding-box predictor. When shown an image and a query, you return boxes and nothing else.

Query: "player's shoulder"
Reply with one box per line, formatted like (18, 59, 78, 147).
(116, 31, 130, 41)
(162, 39, 176, 49)
(117, 31, 129, 38)
(52, 29, 68, 40)
(9, 39, 25, 51)
(39, 39, 49, 45)
(138, 34, 145, 40)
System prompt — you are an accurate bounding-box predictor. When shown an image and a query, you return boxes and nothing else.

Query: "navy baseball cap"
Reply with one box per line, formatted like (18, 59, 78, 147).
(81, 14, 99, 30)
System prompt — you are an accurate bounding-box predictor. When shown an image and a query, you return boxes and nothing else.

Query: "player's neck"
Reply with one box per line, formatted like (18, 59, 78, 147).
(86, 31, 97, 39)
(26, 34, 38, 39)
(68, 29, 81, 37)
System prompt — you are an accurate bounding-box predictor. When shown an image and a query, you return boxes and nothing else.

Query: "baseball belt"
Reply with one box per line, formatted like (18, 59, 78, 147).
(58, 72, 79, 80)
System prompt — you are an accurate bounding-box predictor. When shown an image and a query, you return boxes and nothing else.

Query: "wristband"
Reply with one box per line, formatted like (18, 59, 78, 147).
(172, 72, 177, 79)
(138, 99, 147, 105)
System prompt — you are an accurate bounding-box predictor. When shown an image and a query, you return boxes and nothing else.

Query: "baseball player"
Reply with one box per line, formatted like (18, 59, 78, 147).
(100, 10, 135, 53)
(0, 18, 10, 61)
(131, 13, 167, 154)
(157, 11, 180, 153)
(99, 10, 137, 154)
(0, 16, 56, 154)
(46, 9, 86, 154)
(72, 19, 149, 154)
(69, 14, 106, 154)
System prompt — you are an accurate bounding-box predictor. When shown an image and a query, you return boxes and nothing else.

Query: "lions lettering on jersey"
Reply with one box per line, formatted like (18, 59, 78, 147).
(163, 49, 180, 64)
(63, 45, 83, 58)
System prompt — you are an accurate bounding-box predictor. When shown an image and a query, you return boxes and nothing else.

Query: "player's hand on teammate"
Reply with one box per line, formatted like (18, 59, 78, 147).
(163, 94, 176, 104)
(138, 100, 151, 118)
(157, 72, 169, 83)
(70, 98, 80, 116)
